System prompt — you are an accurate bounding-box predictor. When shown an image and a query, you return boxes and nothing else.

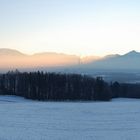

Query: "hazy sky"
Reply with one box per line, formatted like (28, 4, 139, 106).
(0, 0, 140, 56)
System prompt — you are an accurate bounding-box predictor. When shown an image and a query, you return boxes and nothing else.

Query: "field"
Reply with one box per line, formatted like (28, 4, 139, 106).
(0, 96, 140, 140)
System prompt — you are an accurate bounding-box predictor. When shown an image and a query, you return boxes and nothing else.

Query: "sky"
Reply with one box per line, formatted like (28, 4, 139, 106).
(0, 0, 140, 56)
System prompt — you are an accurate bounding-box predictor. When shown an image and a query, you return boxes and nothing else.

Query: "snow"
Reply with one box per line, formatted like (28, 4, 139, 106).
(0, 96, 140, 140)
(0, 95, 31, 103)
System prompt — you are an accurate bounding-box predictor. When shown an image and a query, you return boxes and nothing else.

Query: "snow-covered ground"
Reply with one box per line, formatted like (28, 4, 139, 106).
(0, 96, 140, 140)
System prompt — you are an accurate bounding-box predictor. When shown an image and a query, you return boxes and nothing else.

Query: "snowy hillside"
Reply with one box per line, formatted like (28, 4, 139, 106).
(0, 96, 140, 140)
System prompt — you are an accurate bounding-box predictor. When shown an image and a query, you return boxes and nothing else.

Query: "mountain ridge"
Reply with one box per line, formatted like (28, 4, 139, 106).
(83, 50, 140, 70)
(0, 48, 26, 56)
(0, 48, 140, 72)
(0, 48, 139, 58)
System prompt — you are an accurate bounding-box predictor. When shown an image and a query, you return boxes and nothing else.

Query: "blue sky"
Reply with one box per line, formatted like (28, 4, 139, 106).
(0, 0, 140, 56)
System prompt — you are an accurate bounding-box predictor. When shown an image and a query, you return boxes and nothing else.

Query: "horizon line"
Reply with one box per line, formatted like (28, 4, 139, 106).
(0, 47, 139, 57)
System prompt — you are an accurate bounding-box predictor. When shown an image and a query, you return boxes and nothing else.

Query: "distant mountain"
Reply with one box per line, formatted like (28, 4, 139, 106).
(31, 52, 81, 67)
(104, 54, 120, 59)
(0, 48, 25, 56)
(0, 49, 81, 70)
(123, 50, 140, 57)
(0, 48, 140, 73)
(83, 50, 140, 70)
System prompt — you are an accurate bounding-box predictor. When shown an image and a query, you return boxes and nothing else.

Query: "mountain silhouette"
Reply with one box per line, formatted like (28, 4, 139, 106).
(84, 50, 140, 70)
(0, 48, 140, 72)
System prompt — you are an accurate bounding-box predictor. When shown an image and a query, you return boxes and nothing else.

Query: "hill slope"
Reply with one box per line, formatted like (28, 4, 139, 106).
(84, 50, 140, 70)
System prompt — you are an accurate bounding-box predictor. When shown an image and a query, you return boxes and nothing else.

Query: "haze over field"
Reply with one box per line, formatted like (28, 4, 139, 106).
(0, 48, 140, 71)
(0, 48, 95, 69)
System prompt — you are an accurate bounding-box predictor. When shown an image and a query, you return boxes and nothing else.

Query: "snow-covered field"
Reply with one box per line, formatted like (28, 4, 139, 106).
(0, 96, 140, 140)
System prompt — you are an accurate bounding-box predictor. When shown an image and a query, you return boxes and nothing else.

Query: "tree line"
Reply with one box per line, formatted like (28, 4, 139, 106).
(0, 71, 140, 101)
